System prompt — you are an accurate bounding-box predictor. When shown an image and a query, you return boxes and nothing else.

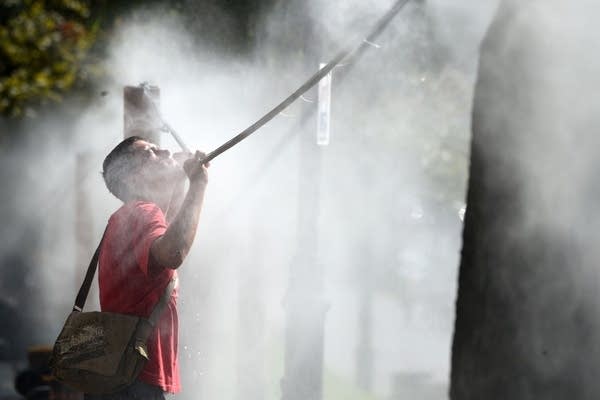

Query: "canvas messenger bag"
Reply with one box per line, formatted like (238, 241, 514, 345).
(50, 232, 177, 394)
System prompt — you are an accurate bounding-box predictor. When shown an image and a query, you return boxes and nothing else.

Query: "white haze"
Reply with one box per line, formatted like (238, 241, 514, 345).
(0, 1, 500, 399)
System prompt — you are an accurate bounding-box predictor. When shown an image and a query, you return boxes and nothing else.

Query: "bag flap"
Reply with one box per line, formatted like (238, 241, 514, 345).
(53, 311, 141, 376)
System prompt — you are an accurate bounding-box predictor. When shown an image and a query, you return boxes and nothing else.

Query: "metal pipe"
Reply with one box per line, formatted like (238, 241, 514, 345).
(202, 0, 411, 164)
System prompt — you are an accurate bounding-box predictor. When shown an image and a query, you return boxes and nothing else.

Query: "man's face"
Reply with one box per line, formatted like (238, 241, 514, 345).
(129, 140, 184, 196)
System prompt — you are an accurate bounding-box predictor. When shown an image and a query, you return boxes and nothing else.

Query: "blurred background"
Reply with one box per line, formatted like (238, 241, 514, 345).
(0, 1, 499, 399)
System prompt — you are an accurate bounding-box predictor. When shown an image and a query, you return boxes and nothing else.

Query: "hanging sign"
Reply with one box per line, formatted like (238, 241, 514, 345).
(317, 62, 332, 146)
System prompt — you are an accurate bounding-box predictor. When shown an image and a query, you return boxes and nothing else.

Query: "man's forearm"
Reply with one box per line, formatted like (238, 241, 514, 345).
(152, 180, 207, 268)
(165, 180, 186, 223)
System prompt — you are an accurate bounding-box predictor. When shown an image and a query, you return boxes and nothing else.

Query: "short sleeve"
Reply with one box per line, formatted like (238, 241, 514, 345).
(131, 202, 168, 276)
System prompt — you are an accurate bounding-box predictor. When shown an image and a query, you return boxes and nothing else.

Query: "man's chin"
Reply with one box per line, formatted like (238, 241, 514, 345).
(159, 162, 185, 178)
(160, 158, 179, 169)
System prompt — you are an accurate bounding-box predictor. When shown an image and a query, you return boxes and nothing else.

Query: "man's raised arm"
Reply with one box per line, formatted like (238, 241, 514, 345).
(151, 151, 209, 269)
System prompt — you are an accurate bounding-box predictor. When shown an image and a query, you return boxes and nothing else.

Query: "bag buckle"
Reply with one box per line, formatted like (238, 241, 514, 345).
(134, 341, 149, 360)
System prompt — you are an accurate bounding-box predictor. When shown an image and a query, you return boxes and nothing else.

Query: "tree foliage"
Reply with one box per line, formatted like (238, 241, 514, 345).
(0, 0, 98, 118)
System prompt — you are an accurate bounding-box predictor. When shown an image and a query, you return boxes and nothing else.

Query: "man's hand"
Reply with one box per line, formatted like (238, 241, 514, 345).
(183, 150, 209, 185)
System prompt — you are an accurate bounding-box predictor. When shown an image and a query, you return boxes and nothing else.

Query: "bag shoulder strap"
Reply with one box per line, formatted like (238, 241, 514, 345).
(73, 228, 107, 312)
(72, 228, 179, 319)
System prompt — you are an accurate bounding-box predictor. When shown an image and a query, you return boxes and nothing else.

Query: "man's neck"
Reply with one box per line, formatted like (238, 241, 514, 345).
(128, 193, 170, 212)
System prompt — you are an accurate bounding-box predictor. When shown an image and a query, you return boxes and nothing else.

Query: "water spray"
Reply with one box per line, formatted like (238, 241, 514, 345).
(139, 82, 191, 154)
(143, 0, 412, 162)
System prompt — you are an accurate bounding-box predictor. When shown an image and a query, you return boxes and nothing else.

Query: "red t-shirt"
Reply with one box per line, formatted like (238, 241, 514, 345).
(98, 201, 180, 393)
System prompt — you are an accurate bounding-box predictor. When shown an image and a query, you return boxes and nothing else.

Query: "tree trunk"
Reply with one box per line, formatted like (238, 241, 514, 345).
(451, 1, 600, 399)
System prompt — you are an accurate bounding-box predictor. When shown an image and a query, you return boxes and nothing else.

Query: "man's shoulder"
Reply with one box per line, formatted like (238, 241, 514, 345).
(115, 201, 162, 216)
(132, 201, 163, 214)
(110, 201, 165, 226)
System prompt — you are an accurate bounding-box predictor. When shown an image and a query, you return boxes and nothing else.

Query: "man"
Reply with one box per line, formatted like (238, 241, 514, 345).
(87, 136, 209, 399)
